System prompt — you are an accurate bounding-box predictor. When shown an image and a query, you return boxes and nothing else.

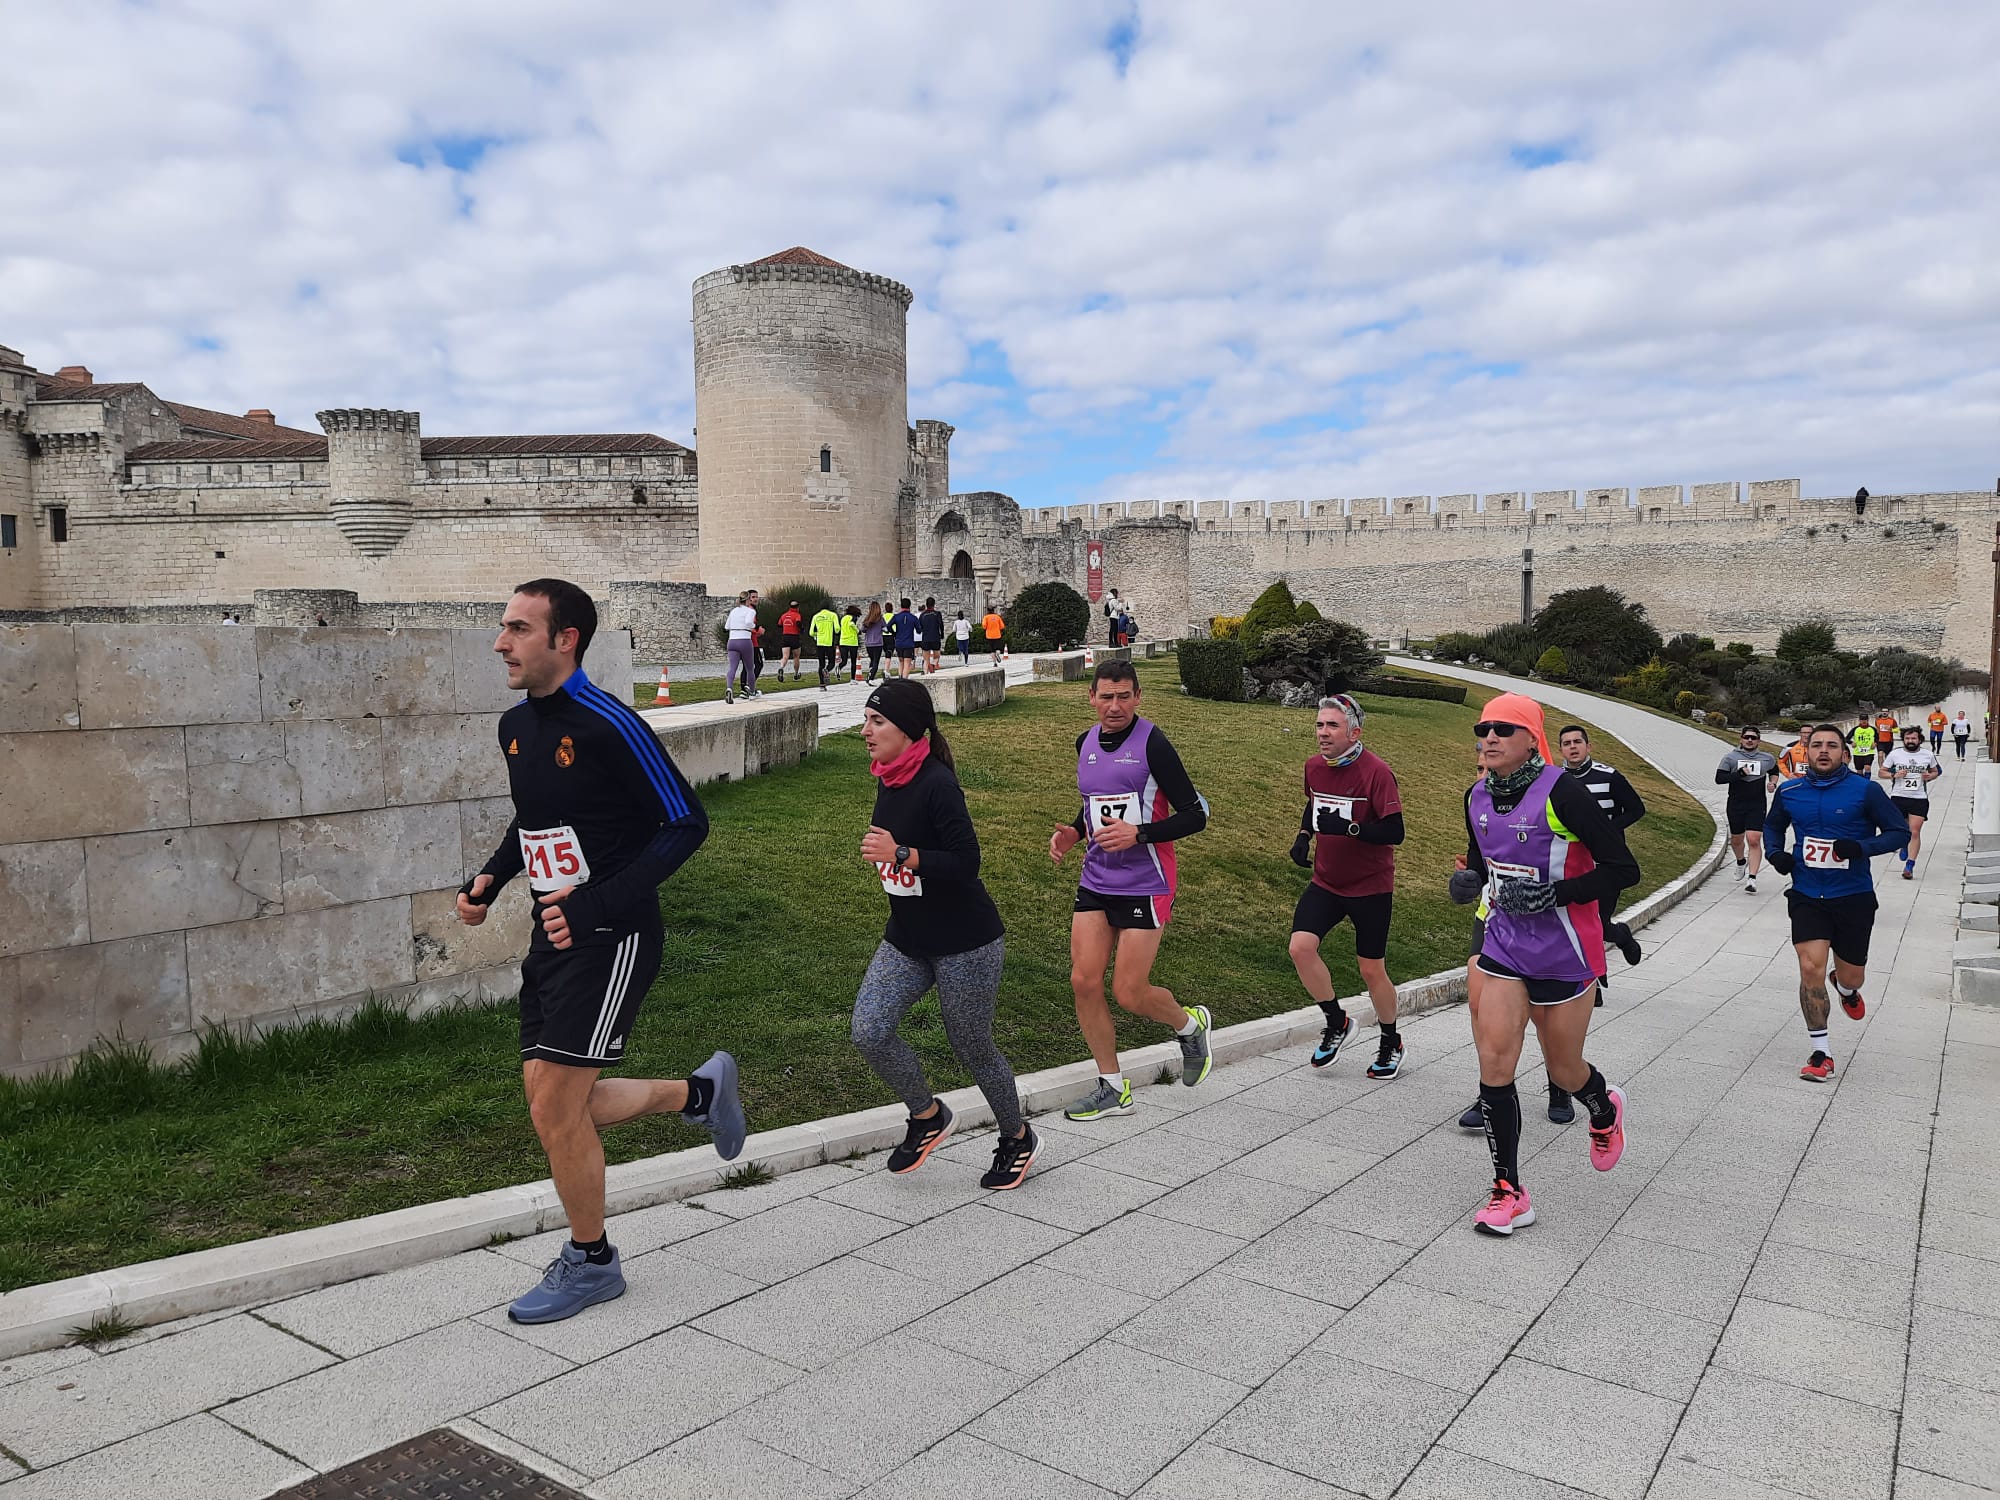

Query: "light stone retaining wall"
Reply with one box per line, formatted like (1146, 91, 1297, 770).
(0, 624, 633, 1077)
(914, 666, 1006, 717)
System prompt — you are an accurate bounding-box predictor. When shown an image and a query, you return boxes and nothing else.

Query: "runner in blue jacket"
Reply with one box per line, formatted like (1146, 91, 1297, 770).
(1763, 723, 1909, 1082)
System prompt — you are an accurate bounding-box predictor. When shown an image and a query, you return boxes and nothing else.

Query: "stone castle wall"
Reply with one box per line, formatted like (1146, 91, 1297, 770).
(693, 260, 911, 595)
(0, 624, 632, 1077)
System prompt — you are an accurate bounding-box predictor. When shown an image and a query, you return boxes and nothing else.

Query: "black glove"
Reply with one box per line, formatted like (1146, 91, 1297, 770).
(1314, 806, 1343, 834)
(1448, 868, 1484, 905)
(1290, 832, 1312, 868)
(458, 875, 497, 907)
(1492, 878, 1559, 916)
(1831, 839, 1864, 861)
(1766, 849, 1795, 875)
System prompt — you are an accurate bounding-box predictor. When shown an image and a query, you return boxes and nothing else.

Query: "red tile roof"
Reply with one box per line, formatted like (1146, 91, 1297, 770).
(749, 246, 849, 269)
(166, 401, 318, 442)
(128, 439, 327, 462)
(33, 378, 147, 403)
(127, 433, 689, 464)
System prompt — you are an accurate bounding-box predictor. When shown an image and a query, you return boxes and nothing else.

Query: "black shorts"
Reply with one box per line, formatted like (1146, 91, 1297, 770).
(1787, 890, 1877, 966)
(1292, 885, 1392, 960)
(780, 633, 801, 650)
(519, 929, 663, 1067)
(1891, 796, 1930, 821)
(1727, 798, 1768, 836)
(1075, 885, 1172, 930)
(897, 648, 916, 661)
(1468, 916, 1486, 959)
(1473, 955, 1596, 1007)
(1852, 754, 1874, 772)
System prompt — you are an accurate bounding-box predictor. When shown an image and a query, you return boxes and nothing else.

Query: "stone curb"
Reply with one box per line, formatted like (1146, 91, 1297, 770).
(0, 683, 1726, 1359)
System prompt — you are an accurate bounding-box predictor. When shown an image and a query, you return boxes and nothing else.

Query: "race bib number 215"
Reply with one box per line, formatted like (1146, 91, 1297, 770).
(520, 825, 591, 892)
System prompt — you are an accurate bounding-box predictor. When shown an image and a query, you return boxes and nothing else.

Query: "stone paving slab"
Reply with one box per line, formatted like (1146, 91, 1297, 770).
(1, 672, 1994, 1498)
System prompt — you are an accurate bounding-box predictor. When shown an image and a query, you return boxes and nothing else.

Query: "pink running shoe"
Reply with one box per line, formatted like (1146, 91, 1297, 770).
(1473, 1179, 1535, 1237)
(1588, 1084, 1627, 1172)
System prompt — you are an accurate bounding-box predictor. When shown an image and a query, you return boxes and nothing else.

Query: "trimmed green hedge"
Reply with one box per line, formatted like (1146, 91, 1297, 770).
(1356, 674, 1468, 705)
(1179, 638, 1245, 701)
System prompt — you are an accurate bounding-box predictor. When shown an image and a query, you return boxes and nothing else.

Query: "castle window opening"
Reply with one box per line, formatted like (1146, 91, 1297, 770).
(949, 548, 974, 579)
(214, 550, 225, 559)
(1649, 508, 1662, 520)
(632, 484, 648, 506)
(820, 446, 831, 473)
(0, 514, 15, 548)
(49, 507, 68, 543)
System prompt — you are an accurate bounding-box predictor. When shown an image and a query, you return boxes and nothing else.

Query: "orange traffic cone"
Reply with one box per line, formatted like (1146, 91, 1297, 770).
(1002, 645, 1010, 661)
(852, 656, 864, 683)
(654, 664, 673, 706)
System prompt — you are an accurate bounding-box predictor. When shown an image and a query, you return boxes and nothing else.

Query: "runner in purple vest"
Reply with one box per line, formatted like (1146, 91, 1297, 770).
(1462, 694, 1637, 1238)
(1049, 661, 1212, 1119)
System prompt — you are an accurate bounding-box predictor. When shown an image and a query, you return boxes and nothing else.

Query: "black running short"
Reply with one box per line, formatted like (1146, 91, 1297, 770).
(1473, 954, 1596, 1007)
(1727, 797, 1768, 836)
(1292, 885, 1392, 960)
(1786, 890, 1877, 966)
(1074, 885, 1172, 930)
(1891, 796, 1930, 820)
(1468, 916, 1486, 959)
(1852, 754, 1874, 773)
(519, 928, 663, 1067)
(780, 633, 801, 650)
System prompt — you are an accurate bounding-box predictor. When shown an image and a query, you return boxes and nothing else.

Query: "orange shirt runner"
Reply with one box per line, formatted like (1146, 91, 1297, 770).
(1928, 711, 1947, 733)
(981, 612, 1005, 640)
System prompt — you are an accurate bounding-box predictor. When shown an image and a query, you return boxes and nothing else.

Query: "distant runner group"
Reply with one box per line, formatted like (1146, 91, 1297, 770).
(461, 577, 1951, 1319)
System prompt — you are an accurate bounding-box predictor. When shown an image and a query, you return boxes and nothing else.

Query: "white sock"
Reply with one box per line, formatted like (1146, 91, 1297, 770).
(1831, 976, 1856, 999)
(1100, 1072, 1127, 1091)
(1174, 1012, 1201, 1036)
(1807, 1028, 1830, 1056)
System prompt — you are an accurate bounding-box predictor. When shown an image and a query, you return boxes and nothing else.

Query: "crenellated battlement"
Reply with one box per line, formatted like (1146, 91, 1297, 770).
(716, 259, 914, 310)
(315, 409, 419, 434)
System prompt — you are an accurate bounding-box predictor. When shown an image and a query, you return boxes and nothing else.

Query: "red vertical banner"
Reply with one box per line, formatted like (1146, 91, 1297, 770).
(1086, 541, 1104, 602)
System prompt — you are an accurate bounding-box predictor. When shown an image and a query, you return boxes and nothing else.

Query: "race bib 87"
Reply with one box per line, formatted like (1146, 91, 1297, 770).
(1087, 793, 1137, 834)
(520, 825, 592, 893)
(875, 860, 924, 897)
(1801, 836, 1848, 870)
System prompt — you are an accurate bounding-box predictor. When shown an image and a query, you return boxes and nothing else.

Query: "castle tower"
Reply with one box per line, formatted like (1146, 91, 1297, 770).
(317, 408, 419, 557)
(693, 248, 912, 594)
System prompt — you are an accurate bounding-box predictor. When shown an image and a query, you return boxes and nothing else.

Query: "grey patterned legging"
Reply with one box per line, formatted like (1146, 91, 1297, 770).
(852, 936, 1021, 1136)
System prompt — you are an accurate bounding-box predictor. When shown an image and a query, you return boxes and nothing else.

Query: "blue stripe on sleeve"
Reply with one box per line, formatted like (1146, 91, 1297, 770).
(574, 683, 691, 820)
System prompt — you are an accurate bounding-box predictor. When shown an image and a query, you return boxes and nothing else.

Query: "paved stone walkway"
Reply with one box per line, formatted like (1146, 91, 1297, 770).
(2, 673, 1994, 1499)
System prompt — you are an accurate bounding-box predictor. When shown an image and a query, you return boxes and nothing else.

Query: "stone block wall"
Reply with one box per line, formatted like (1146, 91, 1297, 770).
(0, 624, 633, 1076)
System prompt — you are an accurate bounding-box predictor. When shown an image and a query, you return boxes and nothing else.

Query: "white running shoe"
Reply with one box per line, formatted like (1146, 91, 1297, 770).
(1745, 877, 1757, 894)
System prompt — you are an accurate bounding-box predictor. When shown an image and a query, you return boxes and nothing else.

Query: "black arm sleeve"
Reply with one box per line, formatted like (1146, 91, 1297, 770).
(1136, 731, 1208, 842)
(559, 741, 710, 930)
(1714, 767, 1735, 786)
(479, 815, 526, 893)
(1546, 774, 1639, 908)
(1355, 811, 1405, 846)
(915, 774, 982, 884)
(1462, 789, 1488, 882)
(1608, 769, 1647, 828)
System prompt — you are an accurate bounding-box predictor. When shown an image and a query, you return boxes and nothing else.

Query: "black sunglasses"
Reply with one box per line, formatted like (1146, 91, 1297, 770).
(1472, 722, 1523, 738)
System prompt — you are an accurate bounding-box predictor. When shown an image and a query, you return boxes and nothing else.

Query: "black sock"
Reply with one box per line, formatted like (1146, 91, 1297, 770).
(1380, 1022, 1399, 1043)
(571, 1234, 614, 1265)
(1479, 1082, 1522, 1186)
(1573, 1066, 1617, 1130)
(1318, 1000, 1347, 1027)
(682, 1074, 714, 1119)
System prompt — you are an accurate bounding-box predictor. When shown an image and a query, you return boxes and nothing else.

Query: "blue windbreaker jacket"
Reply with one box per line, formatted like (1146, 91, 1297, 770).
(1763, 767, 1910, 899)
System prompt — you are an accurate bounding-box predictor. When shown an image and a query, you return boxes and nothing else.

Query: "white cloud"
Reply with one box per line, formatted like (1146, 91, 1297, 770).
(2, 0, 1995, 502)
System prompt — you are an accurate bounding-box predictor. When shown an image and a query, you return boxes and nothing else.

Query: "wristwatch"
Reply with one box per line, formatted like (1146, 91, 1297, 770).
(894, 844, 911, 871)
(1346, 821, 1361, 838)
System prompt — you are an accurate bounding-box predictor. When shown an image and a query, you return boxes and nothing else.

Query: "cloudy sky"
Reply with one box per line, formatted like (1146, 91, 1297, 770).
(5, 1, 1996, 507)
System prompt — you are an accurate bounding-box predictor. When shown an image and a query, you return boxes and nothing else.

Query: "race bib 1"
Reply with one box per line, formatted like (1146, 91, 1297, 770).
(875, 860, 924, 897)
(1740, 762, 1764, 779)
(1801, 836, 1848, 870)
(1311, 793, 1356, 826)
(520, 825, 591, 893)
(1087, 793, 1138, 834)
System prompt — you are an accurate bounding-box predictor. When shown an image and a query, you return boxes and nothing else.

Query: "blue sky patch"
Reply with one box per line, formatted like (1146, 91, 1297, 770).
(1509, 142, 1572, 169)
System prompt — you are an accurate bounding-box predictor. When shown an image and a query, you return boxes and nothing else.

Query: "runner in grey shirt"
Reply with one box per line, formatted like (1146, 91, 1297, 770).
(1716, 728, 1781, 892)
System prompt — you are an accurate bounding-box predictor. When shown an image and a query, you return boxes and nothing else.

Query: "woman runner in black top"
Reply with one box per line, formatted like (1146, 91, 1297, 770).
(853, 679, 1038, 1190)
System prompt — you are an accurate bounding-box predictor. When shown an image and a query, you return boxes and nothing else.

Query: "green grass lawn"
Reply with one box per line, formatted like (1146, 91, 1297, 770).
(0, 661, 1712, 1290)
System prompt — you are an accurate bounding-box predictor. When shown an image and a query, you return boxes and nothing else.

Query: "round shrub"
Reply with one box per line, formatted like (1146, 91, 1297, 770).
(1009, 581, 1091, 652)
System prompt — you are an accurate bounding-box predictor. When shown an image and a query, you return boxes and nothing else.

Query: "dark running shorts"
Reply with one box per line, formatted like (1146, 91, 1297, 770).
(1852, 754, 1874, 772)
(780, 633, 801, 649)
(1727, 797, 1769, 836)
(1075, 885, 1172, 930)
(1786, 890, 1877, 966)
(1468, 915, 1486, 959)
(519, 928, 663, 1067)
(1292, 885, 1392, 960)
(1473, 954, 1596, 1007)
(1891, 796, 1930, 821)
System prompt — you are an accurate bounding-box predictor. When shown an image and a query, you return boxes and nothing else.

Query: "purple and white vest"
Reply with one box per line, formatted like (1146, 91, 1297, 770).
(1078, 718, 1175, 898)
(1469, 763, 1602, 984)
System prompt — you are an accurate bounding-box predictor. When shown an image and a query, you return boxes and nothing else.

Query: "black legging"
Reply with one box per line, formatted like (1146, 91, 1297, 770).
(867, 645, 883, 678)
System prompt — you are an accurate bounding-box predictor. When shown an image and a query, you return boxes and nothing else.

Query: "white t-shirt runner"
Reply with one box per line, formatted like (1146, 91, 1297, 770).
(1880, 746, 1940, 801)
(725, 604, 757, 641)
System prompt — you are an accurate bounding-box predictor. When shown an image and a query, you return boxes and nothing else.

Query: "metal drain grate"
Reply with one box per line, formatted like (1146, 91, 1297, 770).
(271, 1429, 584, 1499)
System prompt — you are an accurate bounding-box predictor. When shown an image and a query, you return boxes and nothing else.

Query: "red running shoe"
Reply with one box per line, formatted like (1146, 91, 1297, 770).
(1473, 1179, 1535, 1237)
(1800, 1051, 1835, 1082)
(1587, 1085, 1626, 1171)
(1839, 988, 1865, 1021)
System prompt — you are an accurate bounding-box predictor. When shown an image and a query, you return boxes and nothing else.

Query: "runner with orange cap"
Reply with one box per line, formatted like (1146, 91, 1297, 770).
(1460, 692, 1639, 1237)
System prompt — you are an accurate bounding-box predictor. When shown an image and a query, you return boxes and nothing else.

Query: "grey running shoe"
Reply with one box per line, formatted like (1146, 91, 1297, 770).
(690, 1050, 746, 1160)
(1178, 1004, 1213, 1086)
(1063, 1076, 1135, 1120)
